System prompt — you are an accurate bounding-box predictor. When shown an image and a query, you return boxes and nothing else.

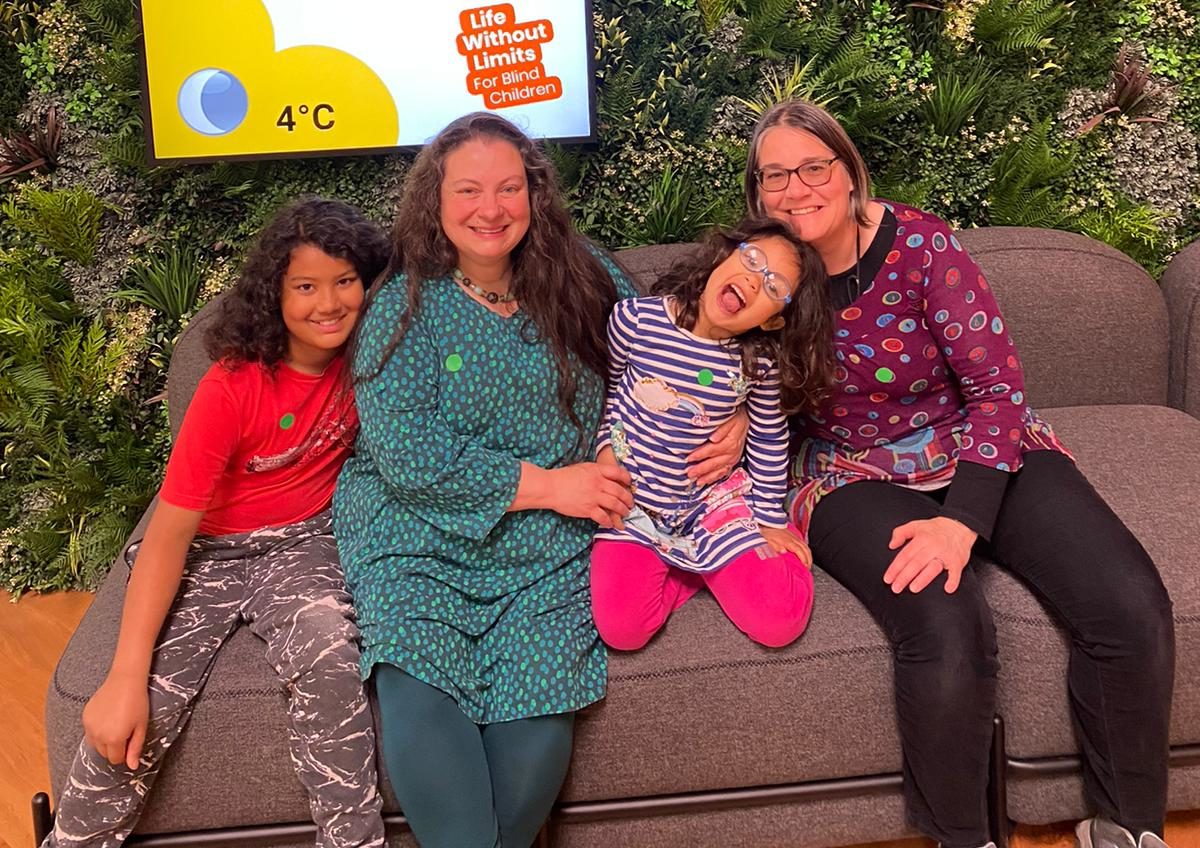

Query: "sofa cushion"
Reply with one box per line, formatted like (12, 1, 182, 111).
(956, 228, 1167, 410)
(566, 570, 900, 802)
(1162, 239, 1200, 417)
(982, 404, 1200, 763)
(165, 298, 223, 439)
(48, 531, 906, 830)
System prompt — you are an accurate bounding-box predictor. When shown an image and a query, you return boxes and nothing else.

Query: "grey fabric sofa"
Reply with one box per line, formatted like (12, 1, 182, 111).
(37, 228, 1200, 847)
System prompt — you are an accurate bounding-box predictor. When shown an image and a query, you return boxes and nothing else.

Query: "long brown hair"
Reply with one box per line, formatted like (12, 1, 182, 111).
(652, 217, 835, 415)
(744, 100, 873, 227)
(351, 112, 620, 446)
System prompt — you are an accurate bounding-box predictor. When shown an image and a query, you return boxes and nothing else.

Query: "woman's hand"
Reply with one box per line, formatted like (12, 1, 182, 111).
(760, 525, 813, 568)
(545, 462, 634, 530)
(83, 673, 149, 769)
(687, 409, 749, 486)
(883, 516, 978, 594)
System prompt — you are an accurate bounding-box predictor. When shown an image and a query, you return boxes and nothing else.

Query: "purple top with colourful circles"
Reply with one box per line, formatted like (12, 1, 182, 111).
(786, 201, 1069, 534)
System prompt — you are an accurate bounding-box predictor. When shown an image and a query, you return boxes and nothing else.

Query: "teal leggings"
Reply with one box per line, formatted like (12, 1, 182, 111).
(373, 664, 575, 848)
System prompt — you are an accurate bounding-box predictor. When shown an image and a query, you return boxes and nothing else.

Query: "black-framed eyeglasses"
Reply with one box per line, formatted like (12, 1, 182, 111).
(738, 242, 793, 304)
(754, 157, 839, 192)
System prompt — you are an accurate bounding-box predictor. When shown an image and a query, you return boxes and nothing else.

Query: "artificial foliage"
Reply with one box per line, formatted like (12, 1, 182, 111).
(1, 0, 1198, 594)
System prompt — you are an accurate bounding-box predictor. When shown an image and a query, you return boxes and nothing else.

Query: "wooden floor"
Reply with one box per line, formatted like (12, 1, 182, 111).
(1, 590, 94, 848)
(2, 590, 1198, 848)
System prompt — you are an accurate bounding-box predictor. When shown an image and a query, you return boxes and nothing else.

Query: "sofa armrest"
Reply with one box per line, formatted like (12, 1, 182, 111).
(1162, 239, 1200, 418)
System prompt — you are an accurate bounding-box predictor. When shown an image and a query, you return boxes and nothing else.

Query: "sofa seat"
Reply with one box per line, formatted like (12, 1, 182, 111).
(47, 403, 1199, 845)
(978, 404, 1200, 823)
(49, 509, 925, 846)
(569, 573, 899, 800)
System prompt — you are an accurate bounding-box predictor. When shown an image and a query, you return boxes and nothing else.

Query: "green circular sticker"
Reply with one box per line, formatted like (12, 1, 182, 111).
(445, 354, 463, 372)
(279, 413, 295, 430)
(697, 368, 714, 386)
(875, 367, 896, 384)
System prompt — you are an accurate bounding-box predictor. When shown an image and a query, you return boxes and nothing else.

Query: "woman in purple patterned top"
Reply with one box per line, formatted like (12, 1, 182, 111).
(744, 101, 1174, 848)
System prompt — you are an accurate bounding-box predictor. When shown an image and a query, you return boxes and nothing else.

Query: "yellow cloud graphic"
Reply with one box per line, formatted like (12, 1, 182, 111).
(142, 0, 399, 160)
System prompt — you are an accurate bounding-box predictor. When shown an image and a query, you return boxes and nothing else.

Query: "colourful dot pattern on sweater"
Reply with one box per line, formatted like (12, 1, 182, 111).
(786, 201, 1070, 536)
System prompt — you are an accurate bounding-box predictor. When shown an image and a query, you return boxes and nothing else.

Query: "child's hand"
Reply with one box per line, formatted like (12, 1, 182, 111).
(83, 673, 149, 770)
(596, 446, 619, 467)
(760, 526, 813, 568)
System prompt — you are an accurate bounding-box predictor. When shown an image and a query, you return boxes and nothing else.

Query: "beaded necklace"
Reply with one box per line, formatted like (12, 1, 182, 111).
(453, 268, 516, 304)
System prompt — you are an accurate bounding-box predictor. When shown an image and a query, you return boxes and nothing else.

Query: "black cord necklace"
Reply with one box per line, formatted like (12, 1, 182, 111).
(844, 225, 863, 305)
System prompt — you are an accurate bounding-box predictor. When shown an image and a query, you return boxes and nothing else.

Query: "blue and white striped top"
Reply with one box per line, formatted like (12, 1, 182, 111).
(595, 296, 789, 574)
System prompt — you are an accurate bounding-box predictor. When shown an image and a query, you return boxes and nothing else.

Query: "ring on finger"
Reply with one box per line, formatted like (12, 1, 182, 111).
(926, 556, 945, 569)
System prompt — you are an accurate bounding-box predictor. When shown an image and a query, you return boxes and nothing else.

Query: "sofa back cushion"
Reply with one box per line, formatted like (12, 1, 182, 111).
(166, 297, 224, 438)
(165, 226, 1167, 435)
(956, 227, 1166, 408)
(616, 226, 1168, 411)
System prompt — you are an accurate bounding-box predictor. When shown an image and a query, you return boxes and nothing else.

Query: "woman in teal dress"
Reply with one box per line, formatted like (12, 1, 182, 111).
(333, 113, 639, 848)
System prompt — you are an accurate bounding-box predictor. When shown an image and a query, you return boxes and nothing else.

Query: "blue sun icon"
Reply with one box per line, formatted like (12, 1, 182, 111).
(177, 69, 248, 136)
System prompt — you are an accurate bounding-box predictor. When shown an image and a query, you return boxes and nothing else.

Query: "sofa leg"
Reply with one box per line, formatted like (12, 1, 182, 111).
(988, 715, 1009, 848)
(535, 821, 553, 848)
(31, 792, 53, 847)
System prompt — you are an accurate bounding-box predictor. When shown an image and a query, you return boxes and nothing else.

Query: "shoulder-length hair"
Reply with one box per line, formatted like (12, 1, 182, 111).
(652, 217, 835, 415)
(744, 100, 873, 227)
(353, 112, 619, 446)
(204, 196, 389, 368)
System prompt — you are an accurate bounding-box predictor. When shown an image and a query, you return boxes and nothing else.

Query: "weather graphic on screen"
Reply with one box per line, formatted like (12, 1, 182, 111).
(139, 1, 594, 163)
(177, 69, 249, 137)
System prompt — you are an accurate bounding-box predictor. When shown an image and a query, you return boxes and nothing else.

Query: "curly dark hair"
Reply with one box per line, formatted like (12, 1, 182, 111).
(651, 217, 836, 415)
(204, 197, 390, 367)
(351, 112, 620, 447)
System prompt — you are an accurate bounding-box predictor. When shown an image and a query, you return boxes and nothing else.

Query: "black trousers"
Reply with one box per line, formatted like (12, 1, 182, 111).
(807, 450, 1174, 846)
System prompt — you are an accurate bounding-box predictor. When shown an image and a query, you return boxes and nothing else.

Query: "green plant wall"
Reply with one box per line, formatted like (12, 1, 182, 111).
(1, 0, 1198, 593)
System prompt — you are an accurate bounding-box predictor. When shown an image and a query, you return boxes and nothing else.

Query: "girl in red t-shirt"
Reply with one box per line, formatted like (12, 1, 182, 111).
(45, 198, 391, 848)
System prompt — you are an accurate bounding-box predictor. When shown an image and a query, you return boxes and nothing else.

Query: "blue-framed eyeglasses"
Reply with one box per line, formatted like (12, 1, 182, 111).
(738, 242, 793, 304)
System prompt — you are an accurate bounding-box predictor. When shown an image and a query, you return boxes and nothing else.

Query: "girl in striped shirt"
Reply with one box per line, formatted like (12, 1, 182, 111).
(591, 217, 835, 649)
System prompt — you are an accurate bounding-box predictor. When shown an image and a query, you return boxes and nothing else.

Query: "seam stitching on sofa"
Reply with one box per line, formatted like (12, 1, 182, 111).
(611, 644, 893, 683)
(993, 610, 1200, 628)
(1180, 277, 1199, 407)
(52, 678, 284, 704)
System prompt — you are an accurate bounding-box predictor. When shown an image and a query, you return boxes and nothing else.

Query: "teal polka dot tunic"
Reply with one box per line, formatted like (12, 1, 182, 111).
(334, 261, 634, 723)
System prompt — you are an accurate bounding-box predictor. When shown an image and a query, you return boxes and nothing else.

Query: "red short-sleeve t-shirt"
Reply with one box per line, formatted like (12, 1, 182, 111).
(160, 356, 358, 536)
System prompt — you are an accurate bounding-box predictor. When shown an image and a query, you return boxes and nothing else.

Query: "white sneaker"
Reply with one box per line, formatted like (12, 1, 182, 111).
(1076, 816, 1169, 848)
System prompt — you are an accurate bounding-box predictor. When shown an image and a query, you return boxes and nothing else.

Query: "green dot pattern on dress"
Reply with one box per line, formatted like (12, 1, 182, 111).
(334, 251, 637, 724)
(445, 353, 463, 372)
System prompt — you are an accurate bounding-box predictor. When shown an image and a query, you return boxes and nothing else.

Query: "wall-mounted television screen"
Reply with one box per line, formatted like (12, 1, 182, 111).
(138, 1, 595, 164)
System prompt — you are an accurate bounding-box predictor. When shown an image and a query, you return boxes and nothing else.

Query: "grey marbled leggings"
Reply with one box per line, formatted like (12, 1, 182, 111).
(45, 510, 385, 848)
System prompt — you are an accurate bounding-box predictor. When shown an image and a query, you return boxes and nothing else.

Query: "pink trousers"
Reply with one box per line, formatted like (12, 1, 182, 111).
(590, 540, 814, 650)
